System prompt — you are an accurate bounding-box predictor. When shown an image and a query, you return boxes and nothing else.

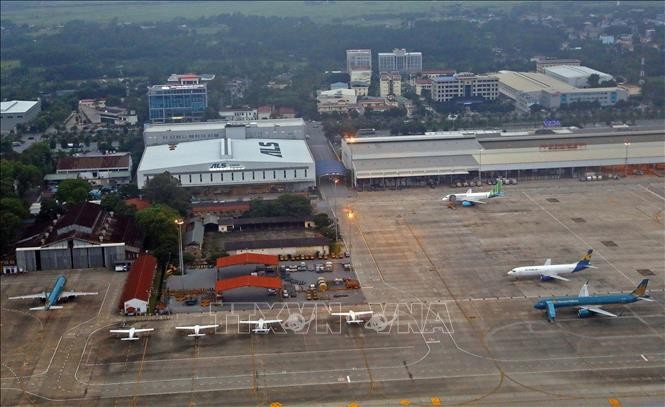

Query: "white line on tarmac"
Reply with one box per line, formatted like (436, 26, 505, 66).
(346, 375, 351, 383)
(639, 184, 665, 201)
(522, 191, 635, 285)
(641, 354, 649, 361)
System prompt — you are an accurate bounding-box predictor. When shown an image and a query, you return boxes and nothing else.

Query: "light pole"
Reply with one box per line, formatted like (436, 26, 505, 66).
(333, 178, 339, 243)
(479, 147, 484, 185)
(624, 140, 631, 177)
(174, 219, 184, 276)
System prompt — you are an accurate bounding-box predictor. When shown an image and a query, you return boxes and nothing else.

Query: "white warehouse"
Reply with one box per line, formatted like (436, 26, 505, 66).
(137, 137, 316, 190)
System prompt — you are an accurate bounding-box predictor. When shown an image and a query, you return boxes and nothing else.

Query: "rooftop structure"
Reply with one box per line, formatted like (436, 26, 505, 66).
(431, 72, 499, 102)
(346, 49, 372, 72)
(1, 100, 41, 133)
(543, 65, 614, 88)
(143, 118, 305, 146)
(118, 254, 156, 315)
(137, 137, 315, 190)
(15, 202, 143, 271)
(496, 70, 627, 112)
(78, 99, 137, 126)
(167, 73, 215, 85)
(46, 153, 133, 185)
(533, 57, 581, 73)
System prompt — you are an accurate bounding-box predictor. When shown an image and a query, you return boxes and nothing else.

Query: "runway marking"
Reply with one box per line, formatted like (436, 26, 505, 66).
(346, 375, 351, 383)
(83, 345, 416, 366)
(641, 354, 649, 362)
(522, 191, 635, 285)
(639, 184, 665, 201)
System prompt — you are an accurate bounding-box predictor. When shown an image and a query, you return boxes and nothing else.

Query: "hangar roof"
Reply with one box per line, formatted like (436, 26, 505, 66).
(346, 135, 482, 159)
(138, 138, 314, 172)
(353, 155, 478, 172)
(143, 118, 304, 134)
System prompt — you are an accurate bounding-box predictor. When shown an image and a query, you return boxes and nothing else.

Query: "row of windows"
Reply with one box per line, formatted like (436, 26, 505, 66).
(170, 168, 310, 184)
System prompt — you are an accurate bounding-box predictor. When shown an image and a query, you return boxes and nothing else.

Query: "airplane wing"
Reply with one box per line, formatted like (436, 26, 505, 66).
(541, 273, 570, 281)
(9, 292, 48, 300)
(353, 311, 374, 316)
(132, 328, 154, 333)
(464, 198, 487, 204)
(331, 312, 351, 317)
(543, 258, 552, 266)
(579, 306, 617, 318)
(196, 325, 218, 329)
(263, 320, 282, 324)
(60, 291, 98, 298)
(175, 326, 197, 330)
(109, 329, 132, 334)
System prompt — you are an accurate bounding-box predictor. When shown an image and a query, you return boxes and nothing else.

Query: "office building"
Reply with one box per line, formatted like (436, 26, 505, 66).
(148, 73, 213, 123)
(378, 49, 422, 74)
(316, 89, 358, 114)
(430, 72, 499, 102)
(346, 49, 372, 72)
(1, 100, 41, 133)
(379, 73, 402, 97)
(78, 99, 137, 126)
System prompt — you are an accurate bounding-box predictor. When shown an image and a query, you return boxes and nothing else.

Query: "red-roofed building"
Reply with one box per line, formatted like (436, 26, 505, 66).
(215, 275, 282, 294)
(276, 107, 296, 118)
(125, 198, 151, 211)
(216, 253, 278, 269)
(119, 254, 157, 315)
(257, 105, 273, 120)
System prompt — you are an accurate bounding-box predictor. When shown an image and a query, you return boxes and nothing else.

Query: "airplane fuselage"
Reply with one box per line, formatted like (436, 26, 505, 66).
(511, 263, 580, 278)
(46, 275, 67, 310)
(534, 293, 638, 310)
(443, 191, 491, 205)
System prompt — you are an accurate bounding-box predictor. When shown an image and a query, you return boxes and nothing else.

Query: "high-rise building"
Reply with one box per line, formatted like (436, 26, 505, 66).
(346, 49, 372, 72)
(379, 73, 402, 97)
(148, 73, 214, 123)
(378, 49, 422, 74)
(430, 72, 499, 102)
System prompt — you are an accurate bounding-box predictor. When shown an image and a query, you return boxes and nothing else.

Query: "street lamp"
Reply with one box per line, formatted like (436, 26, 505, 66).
(333, 178, 339, 242)
(174, 219, 184, 276)
(479, 147, 484, 185)
(624, 140, 631, 177)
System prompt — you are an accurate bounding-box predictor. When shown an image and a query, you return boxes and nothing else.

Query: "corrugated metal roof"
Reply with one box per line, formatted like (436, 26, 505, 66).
(57, 154, 130, 171)
(1, 100, 39, 114)
(185, 219, 204, 246)
(353, 155, 478, 172)
(216, 253, 279, 268)
(215, 275, 282, 293)
(224, 238, 330, 251)
(119, 255, 156, 307)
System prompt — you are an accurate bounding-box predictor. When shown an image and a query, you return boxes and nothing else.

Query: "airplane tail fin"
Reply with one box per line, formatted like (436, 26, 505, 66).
(631, 279, 649, 297)
(490, 180, 503, 197)
(573, 249, 593, 272)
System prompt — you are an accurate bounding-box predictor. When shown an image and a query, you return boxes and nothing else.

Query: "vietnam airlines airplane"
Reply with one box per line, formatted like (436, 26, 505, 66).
(534, 279, 653, 322)
(8, 275, 98, 310)
(442, 180, 503, 206)
(507, 249, 596, 281)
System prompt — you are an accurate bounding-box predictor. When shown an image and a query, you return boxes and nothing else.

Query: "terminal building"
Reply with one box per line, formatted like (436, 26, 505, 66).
(143, 118, 305, 146)
(341, 126, 665, 188)
(137, 137, 315, 191)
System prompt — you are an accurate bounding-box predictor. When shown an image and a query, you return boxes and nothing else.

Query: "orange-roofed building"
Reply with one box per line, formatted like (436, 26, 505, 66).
(216, 253, 278, 269)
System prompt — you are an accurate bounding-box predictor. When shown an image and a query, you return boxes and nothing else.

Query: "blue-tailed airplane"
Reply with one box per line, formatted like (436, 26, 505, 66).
(534, 279, 653, 322)
(8, 275, 98, 311)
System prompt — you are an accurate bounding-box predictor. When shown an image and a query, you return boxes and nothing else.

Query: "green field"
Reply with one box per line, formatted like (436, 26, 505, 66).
(0, 1, 515, 27)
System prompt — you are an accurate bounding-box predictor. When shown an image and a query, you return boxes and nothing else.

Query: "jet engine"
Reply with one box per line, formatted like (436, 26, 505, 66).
(577, 309, 592, 318)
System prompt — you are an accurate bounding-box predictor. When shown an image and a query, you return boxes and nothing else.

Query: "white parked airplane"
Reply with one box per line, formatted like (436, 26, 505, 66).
(239, 318, 282, 334)
(109, 327, 154, 341)
(442, 181, 503, 207)
(507, 249, 596, 281)
(175, 324, 219, 337)
(331, 310, 374, 324)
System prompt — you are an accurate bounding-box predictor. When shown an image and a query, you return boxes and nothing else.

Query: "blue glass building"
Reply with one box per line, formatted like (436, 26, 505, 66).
(148, 84, 207, 123)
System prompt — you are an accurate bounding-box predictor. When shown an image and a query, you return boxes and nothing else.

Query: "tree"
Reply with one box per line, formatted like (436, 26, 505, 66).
(587, 73, 600, 88)
(136, 204, 180, 265)
(19, 142, 54, 174)
(0, 211, 22, 255)
(245, 194, 313, 217)
(118, 183, 140, 198)
(313, 213, 332, 229)
(100, 192, 135, 216)
(56, 178, 91, 204)
(38, 198, 63, 221)
(143, 172, 190, 215)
